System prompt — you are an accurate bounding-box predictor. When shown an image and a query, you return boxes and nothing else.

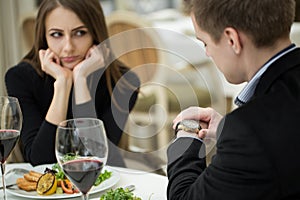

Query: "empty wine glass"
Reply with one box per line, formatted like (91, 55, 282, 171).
(55, 118, 108, 200)
(0, 96, 22, 200)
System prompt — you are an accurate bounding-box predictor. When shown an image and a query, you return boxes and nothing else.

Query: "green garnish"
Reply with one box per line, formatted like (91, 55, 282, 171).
(52, 154, 77, 180)
(62, 153, 77, 162)
(52, 163, 112, 185)
(52, 163, 65, 181)
(94, 170, 112, 186)
(100, 187, 142, 200)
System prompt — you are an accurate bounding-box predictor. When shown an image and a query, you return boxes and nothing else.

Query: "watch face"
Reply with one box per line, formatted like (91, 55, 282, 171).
(175, 119, 201, 135)
(181, 119, 200, 129)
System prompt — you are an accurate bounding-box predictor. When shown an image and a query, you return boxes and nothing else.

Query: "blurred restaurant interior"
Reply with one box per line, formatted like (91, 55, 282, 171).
(0, 0, 300, 174)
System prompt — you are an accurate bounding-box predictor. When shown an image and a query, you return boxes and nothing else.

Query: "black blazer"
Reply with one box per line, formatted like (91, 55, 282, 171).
(167, 48, 300, 200)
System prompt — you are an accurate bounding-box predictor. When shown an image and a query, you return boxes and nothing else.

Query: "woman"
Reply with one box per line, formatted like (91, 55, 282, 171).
(5, 0, 139, 167)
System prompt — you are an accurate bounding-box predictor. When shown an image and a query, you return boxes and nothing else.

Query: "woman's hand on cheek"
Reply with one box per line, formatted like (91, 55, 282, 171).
(73, 45, 109, 80)
(39, 49, 72, 81)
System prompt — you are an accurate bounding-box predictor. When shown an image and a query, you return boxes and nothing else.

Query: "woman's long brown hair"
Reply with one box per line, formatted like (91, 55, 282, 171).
(22, 0, 130, 102)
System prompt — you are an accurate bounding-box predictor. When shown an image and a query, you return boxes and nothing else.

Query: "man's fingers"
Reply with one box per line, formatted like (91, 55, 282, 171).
(199, 129, 216, 140)
(198, 129, 207, 139)
(199, 121, 208, 129)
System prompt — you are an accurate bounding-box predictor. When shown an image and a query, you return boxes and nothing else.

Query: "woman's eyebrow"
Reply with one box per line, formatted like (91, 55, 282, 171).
(72, 25, 88, 31)
(48, 25, 87, 32)
(48, 28, 62, 32)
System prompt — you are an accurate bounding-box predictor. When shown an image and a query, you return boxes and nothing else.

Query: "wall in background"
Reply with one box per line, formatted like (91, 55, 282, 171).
(114, 0, 182, 14)
(0, 0, 21, 96)
(0, 0, 35, 96)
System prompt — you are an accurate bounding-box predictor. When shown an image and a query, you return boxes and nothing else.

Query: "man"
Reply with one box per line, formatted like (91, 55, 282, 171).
(167, 0, 300, 199)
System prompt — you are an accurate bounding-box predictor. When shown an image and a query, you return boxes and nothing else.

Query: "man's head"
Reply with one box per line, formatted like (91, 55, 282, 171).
(190, 0, 295, 48)
(186, 0, 296, 84)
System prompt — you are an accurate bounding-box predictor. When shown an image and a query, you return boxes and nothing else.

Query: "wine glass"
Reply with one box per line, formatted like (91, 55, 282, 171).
(55, 118, 108, 200)
(0, 96, 22, 200)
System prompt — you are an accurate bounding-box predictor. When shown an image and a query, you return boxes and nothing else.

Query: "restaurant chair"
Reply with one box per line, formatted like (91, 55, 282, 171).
(7, 142, 24, 163)
(106, 10, 219, 172)
(20, 11, 36, 55)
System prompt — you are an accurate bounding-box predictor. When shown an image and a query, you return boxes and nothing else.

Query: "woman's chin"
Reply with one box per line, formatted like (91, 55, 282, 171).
(62, 63, 76, 70)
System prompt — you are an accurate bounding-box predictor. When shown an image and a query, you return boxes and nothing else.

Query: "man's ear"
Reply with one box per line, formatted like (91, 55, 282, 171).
(224, 27, 242, 54)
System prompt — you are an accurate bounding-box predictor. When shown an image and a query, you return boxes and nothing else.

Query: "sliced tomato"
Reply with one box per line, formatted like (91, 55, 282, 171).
(73, 186, 80, 193)
(60, 180, 74, 194)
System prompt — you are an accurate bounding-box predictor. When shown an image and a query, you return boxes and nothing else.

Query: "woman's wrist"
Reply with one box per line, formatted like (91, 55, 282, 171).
(73, 77, 92, 104)
(73, 74, 86, 85)
(54, 77, 72, 91)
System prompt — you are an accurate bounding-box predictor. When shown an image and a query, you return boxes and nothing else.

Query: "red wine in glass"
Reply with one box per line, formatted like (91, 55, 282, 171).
(56, 118, 108, 200)
(0, 130, 20, 163)
(0, 96, 23, 200)
(63, 159, 103, 194)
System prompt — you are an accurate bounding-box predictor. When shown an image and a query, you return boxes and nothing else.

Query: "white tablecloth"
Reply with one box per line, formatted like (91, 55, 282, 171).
(1, 163, 168, 200)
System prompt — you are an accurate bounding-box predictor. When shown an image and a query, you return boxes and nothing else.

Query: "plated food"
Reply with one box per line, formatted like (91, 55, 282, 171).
(15, 164, 111, 196)
(100, 187, 142, 200)
(6, 164, 120, 199)
(16, 170, 43, 191)
(36, 172, 58, 195)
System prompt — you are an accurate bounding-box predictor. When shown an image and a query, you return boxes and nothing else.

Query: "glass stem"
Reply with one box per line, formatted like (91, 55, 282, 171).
(1, 163, 7, 200)
(82, 193, 89, 200)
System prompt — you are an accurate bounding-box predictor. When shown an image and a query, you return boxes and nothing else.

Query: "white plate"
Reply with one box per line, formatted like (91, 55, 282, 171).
(6, 164, 120, 199)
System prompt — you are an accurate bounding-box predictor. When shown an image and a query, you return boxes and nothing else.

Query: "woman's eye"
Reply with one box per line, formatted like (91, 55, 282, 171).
(50, 32, 62, 38)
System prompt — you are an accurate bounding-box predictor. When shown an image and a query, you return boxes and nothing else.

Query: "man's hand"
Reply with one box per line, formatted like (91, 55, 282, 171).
(173, 107, 223, 140)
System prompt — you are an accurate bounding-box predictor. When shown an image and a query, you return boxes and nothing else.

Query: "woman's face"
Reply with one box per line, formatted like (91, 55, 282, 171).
(45, 6, 93, 70)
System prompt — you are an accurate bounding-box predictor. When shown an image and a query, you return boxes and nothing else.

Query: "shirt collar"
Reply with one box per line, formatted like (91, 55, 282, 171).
(235, 44, 297, 107)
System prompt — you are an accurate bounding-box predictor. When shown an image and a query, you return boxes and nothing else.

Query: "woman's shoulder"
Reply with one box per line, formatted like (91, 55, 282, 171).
(5, 61, 40, 84)
(7, 61, 36, 73)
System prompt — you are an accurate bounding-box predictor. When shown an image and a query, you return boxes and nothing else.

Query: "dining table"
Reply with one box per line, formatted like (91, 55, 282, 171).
(1, 162, 168, 200)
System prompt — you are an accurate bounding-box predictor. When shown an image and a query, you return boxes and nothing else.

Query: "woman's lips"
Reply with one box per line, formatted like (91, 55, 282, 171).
(61, 56, 79, 63)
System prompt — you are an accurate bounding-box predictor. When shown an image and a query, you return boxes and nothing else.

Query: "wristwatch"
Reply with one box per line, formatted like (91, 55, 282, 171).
(175, 119, 202, 136)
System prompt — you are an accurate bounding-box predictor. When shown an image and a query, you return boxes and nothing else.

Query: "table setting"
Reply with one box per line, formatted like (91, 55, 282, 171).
(0, 96, 167, 200)
(1, 162, 167, 200)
